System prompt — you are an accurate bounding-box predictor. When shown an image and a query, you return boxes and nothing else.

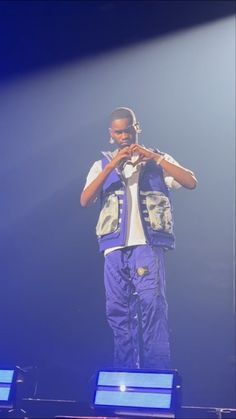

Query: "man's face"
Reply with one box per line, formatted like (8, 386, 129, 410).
(109, 118, 137, 148)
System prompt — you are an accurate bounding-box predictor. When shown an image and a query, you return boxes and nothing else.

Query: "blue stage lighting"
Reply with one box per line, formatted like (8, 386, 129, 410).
(93, 368, 181, 418)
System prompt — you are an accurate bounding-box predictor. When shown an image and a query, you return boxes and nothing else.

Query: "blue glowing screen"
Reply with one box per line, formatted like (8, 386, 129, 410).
(0, 385, 11, 401)
(0, 370, 15, 404)
(98, 371, 174, 389)
(95, 389, 172, 409)
(0, 370, 14, 384)
(94, 370, 175, 410)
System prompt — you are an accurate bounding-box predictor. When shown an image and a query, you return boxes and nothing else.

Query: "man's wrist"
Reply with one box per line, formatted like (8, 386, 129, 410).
(155, 153, 166, 165)
(106, 161, 116, 171)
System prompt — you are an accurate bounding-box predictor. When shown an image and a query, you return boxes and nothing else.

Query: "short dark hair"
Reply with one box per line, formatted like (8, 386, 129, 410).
(109, 107, 136, 125)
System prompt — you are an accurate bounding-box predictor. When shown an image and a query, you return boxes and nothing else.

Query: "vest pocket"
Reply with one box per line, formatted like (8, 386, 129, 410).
(145, 192, 173, 233)
(96, 193, 119, 237)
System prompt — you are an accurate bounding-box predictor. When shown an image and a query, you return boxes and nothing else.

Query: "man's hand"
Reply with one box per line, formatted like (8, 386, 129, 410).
(129, 144, 197, 189)
(109, 147, 132, 169)
(109, 145, 159, 170)
(81, 147, 132, 207)
(129, 144, 157, 165)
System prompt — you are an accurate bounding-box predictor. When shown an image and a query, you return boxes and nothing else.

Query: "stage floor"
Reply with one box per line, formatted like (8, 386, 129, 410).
(1, 399, 236, 419)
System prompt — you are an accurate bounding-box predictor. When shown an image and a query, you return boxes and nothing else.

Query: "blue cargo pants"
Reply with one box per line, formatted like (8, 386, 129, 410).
(104, 244, 170, 369)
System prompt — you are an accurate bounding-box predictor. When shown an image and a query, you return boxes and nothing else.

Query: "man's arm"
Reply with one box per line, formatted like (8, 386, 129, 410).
(157, 156, 197, 189)
(80, 147, 132, 207)
(130, 144, 197, 189)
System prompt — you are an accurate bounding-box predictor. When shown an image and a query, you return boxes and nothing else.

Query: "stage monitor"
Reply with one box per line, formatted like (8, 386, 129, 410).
(93, 368, 181, 418)
(0, 367, 17, 409)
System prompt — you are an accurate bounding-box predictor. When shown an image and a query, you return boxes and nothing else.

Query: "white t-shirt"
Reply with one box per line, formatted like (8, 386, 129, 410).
(83, 150, 181, 255)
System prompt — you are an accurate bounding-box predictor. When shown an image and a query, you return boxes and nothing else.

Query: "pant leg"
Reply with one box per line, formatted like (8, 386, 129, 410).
(130, 245, 171, 369)
(104, 249, 138, 368)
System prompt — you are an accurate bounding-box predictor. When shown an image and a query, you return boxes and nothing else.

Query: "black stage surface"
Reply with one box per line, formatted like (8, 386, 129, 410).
(1, 398, 236, 419)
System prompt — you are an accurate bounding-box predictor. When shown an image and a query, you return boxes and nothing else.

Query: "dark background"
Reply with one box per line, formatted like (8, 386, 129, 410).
(0, 0, 235, 409)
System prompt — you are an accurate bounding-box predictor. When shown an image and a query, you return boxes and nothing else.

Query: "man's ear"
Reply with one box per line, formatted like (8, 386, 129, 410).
(108, 128, 114, 144)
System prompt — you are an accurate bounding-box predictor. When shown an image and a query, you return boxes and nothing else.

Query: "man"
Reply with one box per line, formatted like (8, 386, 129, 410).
(80, 107, 197, 369)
